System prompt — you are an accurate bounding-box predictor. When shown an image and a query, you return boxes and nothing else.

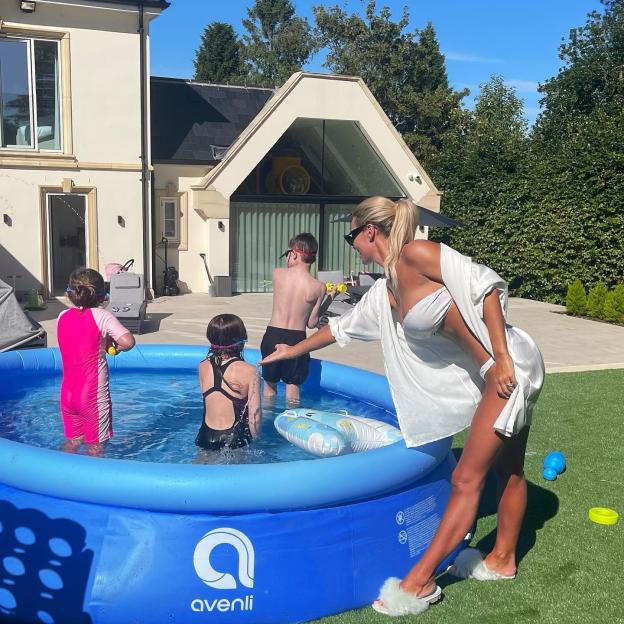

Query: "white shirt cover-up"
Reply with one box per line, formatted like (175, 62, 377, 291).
(328, 244, 545, 448)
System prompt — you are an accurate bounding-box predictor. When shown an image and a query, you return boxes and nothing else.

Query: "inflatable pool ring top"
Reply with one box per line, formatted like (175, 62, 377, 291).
(274, 408, 403, 457)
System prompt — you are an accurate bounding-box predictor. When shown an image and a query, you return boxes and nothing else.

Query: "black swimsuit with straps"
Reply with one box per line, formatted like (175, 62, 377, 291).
(195, 357, 252, 451)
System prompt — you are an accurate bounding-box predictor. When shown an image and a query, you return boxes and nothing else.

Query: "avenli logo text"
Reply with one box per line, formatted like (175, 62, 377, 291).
(191, 528, 255, 614)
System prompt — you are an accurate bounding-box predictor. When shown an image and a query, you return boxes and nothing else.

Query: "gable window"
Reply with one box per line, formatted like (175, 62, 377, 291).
(0, 36, 61, 151)
(160, 198, 179, 242)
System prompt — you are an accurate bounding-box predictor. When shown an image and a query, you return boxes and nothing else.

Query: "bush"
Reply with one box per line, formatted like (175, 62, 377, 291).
(612, 284, 624, 317)
(587, 282, 608, 319)
(566, 279, 587, 316)
(603, 291, 620, 322)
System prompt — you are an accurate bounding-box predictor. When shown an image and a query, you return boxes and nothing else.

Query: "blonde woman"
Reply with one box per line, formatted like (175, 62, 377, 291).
(260, 196, 544, 616)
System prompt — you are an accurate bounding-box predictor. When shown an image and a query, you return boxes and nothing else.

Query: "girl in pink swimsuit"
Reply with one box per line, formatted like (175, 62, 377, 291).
(57, 268, 135, 454)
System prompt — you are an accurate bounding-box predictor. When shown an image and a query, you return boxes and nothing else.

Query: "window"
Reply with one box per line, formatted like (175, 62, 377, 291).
(160, 198, 179, 241)
(234, 118, 405, 197)
(0, 36, 61, 151)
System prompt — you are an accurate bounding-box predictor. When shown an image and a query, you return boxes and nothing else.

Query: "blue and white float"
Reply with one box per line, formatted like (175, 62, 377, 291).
(274, 408, 403, 456)
(0, 345, 464, 624)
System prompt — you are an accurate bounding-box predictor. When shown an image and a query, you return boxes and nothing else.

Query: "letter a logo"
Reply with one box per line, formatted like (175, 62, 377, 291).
(193, 528, 255, 589)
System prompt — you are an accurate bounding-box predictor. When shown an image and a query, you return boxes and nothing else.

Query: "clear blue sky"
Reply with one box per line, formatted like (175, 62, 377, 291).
(150, 0, 603, 125)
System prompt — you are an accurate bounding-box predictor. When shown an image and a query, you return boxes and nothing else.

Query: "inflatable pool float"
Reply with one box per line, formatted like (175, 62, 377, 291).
(275, 408, 403, 456)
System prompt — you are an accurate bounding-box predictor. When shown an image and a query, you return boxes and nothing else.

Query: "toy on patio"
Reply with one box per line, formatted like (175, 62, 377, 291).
(542, 450, 566, 481)
(326, 282, 348, 294)
(588, 507, 619, 525)
(24, 288, 47, 311)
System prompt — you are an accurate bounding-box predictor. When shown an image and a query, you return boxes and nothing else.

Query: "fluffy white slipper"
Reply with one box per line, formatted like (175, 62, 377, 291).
(450, 548, 516, 581)
(372, 577, 442, 616)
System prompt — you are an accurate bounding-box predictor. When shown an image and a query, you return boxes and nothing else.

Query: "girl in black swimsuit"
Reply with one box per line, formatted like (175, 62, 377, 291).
(195, 314, 261, 451)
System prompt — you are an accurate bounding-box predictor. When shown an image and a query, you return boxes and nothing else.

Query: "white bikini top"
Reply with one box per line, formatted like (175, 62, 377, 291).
(390, 284, 454, 341)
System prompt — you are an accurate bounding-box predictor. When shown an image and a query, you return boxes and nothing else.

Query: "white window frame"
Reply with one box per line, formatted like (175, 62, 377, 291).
(0, 35, 62, 152)
(160, 197, 180, 243)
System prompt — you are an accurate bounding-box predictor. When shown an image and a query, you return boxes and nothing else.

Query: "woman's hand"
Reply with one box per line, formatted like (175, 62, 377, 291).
(490, 353, 518, 399)
(258, 343, 294, 365)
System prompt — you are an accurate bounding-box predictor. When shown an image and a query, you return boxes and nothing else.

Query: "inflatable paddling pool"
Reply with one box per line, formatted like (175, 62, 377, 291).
(0, 345, 462, 624)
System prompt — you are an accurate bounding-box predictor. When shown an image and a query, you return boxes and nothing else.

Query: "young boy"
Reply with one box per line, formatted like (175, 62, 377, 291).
(260, 233, 327, 404)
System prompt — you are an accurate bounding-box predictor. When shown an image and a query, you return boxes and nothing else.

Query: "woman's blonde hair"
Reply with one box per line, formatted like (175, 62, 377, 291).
(352, 196, 419, 285)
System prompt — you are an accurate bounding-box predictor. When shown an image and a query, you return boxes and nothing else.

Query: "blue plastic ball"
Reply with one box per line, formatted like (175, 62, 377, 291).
(543, 451, 566, 474)
(543, 467, 558, 481)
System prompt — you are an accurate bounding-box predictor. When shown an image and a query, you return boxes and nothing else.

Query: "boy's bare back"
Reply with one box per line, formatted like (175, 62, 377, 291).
(269, 267, 325, 331)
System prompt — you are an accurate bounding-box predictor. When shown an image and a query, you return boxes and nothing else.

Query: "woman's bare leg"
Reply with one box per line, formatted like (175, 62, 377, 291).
(400, 383, 510, 596)
(484, 426, 529, 576)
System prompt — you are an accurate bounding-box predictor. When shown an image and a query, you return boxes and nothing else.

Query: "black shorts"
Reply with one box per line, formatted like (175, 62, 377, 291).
(260, 326, 310, 386)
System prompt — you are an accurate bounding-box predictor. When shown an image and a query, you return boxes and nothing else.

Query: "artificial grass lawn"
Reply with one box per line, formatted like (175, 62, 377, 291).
(313, 369, 624, 624)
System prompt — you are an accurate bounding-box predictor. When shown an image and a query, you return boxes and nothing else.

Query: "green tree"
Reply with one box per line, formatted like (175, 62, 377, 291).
(431, 76, 528, 284)
(566, 279, 588, 316)
(436, 0, 624, 304)
(241, 0, 316, 87)
(314, 1, 466, 170)
(535, 0, 624, 146)
(517, 0, 624, 301)
(194, 22, 243, 84)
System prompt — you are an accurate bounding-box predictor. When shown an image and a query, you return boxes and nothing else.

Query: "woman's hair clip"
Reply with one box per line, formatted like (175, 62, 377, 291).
(66, 286, 76, 294)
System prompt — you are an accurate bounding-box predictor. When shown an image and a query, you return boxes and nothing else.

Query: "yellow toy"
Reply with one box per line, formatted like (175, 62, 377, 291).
(326, 282, 348, 294)
(107, 345, 118, 356)
(588, 507, 619, 525)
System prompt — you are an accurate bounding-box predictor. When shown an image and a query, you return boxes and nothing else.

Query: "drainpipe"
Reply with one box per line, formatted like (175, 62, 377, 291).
(150, 169, 158, 294)
(138, 0, 151, 293)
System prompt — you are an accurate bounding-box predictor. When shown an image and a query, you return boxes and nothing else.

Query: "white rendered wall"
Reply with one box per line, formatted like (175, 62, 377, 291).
(153, 164, 214, 294)
(0, 2, 162, 295)
(0, 168, 144, 294)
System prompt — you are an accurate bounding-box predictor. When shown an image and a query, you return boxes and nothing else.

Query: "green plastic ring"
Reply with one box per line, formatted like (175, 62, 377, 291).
(588, 507, 619, 525)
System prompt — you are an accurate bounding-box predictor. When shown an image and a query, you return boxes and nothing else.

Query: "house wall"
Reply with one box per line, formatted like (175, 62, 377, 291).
(152, 164, 214, 294)
(0, 169, 143, 292)
(183, 73, 441, 294)
(0, 1, 162, 296)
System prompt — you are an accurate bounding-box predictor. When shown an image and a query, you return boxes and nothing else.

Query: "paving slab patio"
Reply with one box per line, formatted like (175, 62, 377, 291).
(30, 293, 624, 375)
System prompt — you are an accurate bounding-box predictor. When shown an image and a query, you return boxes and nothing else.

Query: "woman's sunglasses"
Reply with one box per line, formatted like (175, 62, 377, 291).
(343, 224, 367, 247)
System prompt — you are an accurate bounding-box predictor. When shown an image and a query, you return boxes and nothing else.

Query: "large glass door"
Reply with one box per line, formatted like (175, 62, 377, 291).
(46, 193, 87, 295)
(231, 202, 320, 292)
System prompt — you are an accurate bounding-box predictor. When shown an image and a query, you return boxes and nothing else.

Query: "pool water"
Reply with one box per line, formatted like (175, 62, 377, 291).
(0, 371, 395, 464)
